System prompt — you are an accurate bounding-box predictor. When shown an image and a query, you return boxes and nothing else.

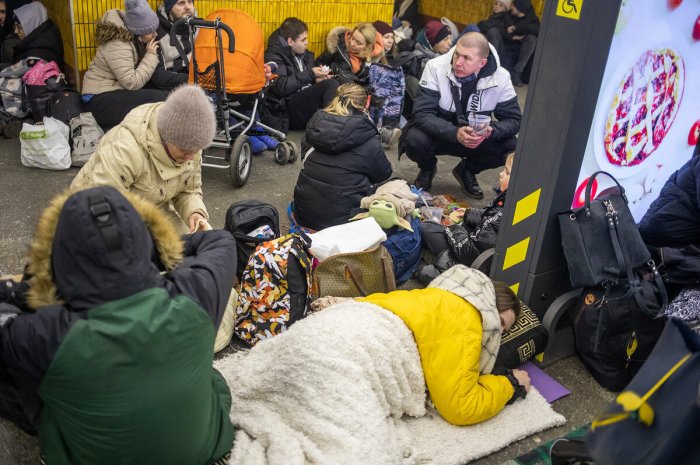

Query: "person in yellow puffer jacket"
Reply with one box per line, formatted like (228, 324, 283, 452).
(358, 265, 530, 426)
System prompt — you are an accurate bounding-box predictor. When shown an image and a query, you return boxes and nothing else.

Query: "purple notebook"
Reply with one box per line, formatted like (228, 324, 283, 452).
(519, 361, 571, 403)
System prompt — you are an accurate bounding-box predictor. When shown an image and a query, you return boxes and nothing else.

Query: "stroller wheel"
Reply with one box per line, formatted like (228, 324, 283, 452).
(286, 141, 299, 163)
(228, 135, 252, 188)
(274, 143, 289, 165)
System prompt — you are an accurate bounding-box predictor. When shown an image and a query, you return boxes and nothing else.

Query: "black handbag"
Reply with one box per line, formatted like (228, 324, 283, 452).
(586, 319, 700, 465)
(569, 279, 666, 391)
(559, 171, 651, 288)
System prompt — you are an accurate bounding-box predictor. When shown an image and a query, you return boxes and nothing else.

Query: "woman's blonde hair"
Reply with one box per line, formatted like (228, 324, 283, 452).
(505, 151, 515, 170)
(353, 23, 378, 59)
(324, 83, 368, 117)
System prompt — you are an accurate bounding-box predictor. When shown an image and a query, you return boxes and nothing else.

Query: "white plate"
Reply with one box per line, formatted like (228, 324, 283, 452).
(593, 45, 686, 179)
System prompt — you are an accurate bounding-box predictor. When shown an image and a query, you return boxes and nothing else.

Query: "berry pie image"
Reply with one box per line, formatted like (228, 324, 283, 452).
(604, 49, 685, 167)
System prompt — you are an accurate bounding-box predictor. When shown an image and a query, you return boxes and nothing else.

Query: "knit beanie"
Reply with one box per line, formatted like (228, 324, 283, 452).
(391, 17, 402, 30)
(164, 0, 180, 13)
(124, 0, 159, 36)
(425, 20, 450, 47)
(372, 21, 393, 36)
(157, 85, 216, 152)
(497, 0, 513, 8)
(514, 0, 532, 12)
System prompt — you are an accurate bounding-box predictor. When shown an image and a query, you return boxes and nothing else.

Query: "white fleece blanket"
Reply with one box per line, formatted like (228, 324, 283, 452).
(215, 302, 565, 465)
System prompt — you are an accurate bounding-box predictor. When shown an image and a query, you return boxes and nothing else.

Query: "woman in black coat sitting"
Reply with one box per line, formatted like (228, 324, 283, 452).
(10, 2, 63, 70)
(293, 83, 393, 231)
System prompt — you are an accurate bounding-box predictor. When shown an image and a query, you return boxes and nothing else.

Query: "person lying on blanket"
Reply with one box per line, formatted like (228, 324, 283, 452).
(319, 265, 531, 426)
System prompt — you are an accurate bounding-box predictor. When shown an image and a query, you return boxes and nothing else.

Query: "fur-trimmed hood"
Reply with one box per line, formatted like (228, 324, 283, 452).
(325, 26, 350, 54)
(95, 9, 134, 46)
(27, 186, 183, 310)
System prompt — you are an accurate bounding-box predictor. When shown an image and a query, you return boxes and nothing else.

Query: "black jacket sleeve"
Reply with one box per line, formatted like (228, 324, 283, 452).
(164, 230, 237, 328)
(464, 208, 486, 228)
(148, 64, 188, 90)
(266, 49, 315, 99)
(513, 13, 540, 36)
(445, 210, 502, 265)
(365, 140, 393, 184)
(0, 279, 30, 312)
(490, 96, 522, 140)
(445, 224, 483, 265)
(0, 304, 84, 429)
(478, 13, 510, 35)
(413, 85, 459, 142)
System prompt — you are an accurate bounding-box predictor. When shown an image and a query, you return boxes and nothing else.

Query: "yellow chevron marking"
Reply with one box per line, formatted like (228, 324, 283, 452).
(503, 237, 530, 270)
(509, 282, 520, 295)
(535, 353, 544, 362)
(513, 188, 541, 225)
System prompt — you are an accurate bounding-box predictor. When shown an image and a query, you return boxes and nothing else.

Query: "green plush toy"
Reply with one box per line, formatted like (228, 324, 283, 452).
(350, 199, 414, 232)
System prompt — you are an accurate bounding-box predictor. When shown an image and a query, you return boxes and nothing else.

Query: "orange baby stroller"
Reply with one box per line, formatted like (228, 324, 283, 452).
(171, 10, 299, 188)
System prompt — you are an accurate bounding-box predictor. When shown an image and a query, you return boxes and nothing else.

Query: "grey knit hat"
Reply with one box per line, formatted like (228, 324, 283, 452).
(123, 0, 159, 36)
(157, 85, 216, 152)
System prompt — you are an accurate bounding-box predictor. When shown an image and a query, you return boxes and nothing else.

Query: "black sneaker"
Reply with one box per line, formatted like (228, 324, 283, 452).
(414, 167, 437, 191)
(452, 161, 483, 199)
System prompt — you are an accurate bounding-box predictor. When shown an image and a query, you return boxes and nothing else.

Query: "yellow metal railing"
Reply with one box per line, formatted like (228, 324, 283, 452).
(420, 0, 546, 27)
(45, 0, 542, 89)
(58, 0, 392, 86)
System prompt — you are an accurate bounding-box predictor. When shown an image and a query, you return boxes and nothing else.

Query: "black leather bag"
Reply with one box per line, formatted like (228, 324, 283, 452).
(559, 171, 651, 288)
(570, 279, 666, 391)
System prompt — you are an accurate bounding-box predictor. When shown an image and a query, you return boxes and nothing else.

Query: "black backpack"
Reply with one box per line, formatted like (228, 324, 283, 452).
(224, 200, 280, 278)
(569, 277, 666, 391)
(48, 89, 83, 126)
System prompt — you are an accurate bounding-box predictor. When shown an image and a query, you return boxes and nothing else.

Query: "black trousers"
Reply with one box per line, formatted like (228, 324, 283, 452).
(403, 124, 517, 173)
(84, 88, 169, 131)
(0, 366, 36, 435)
(287, 79, 340, 130)
(485, 28, 537, 74)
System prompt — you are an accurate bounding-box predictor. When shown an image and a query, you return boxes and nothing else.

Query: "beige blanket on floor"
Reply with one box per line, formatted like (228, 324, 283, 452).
(215, 302, 565, 465)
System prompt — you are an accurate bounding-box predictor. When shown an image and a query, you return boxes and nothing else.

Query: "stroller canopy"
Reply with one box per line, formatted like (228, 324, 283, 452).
(189, 9, 265, 95)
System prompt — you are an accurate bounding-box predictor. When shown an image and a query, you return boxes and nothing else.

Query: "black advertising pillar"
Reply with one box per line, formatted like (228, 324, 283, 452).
(491, 0, 623, 316)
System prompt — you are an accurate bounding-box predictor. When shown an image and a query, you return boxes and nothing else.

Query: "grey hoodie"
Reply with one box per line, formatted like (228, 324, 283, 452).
(14, 2, 48, 37)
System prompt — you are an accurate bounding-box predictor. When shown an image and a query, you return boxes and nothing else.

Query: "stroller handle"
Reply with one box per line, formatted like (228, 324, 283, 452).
(171, 17, 235, 53)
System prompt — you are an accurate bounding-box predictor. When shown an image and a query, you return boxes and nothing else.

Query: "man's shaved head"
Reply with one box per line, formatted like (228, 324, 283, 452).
(457, 32, 490, 59)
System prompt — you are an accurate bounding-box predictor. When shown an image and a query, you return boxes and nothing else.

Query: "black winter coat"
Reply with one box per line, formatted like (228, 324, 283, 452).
(0, 187, 236, 432)
(477, 11, 513, 36)
(293, 110, 392, 231)
(445, 190, 507, 265)
(315, 31, 371, 86)
(638, 156, 700, 249)
(263, 28, 316, 132)
(13, 19, 64, 71)
(510, 9, 540, 38)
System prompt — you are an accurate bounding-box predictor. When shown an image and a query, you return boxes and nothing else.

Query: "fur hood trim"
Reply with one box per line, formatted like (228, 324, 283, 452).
(325, 26, 350, 54)
(95, 9, 133, 46)
(26, 188, 184, 309)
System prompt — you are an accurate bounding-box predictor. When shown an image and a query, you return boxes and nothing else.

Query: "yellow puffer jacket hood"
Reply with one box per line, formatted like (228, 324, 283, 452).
(359, 283, 513, 426)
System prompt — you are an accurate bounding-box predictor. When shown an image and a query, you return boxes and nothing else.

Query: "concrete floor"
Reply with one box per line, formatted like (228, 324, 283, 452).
(0, 87, 614, 464)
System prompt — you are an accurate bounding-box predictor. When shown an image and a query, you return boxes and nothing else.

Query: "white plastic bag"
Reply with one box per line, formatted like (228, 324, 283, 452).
(19, 116, 71, 170)
(69, 112, 104, 167)
(308, 217, 387, 261)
